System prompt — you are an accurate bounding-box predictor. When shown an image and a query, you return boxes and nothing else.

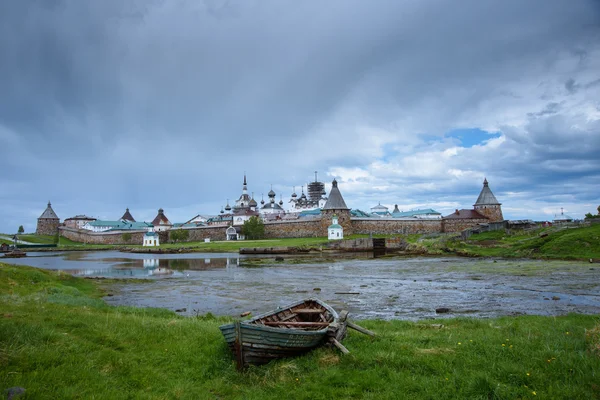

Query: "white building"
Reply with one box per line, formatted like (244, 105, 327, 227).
(143, 229, 160, 247)
(328, 215, 344, 240)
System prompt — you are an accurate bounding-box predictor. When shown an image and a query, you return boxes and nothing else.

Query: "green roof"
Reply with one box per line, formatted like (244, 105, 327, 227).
(328, 223, 342, 229)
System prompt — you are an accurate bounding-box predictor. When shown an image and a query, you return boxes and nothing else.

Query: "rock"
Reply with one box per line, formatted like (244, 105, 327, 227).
(435, 307, 451, 314)
(313, 288, 321, 291)
(175, 308, 187, 312)
(551, 296, 560, 301)
(240, 311, 251, 317)
(275, 257, 284, 262)
(106, 293, 114, 297)
(5, 387, 26, 400)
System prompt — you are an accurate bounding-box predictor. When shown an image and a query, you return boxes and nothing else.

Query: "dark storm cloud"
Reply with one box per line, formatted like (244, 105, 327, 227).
(1, 0, 599, 231)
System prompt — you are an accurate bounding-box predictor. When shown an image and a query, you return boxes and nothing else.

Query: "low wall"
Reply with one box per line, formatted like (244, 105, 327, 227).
(351, 218, 442, 235)
(263, 219, 323, 238)
(441, 219, 489, 233)
(181, 225, 229, 242)
(59, 227, 151, 245)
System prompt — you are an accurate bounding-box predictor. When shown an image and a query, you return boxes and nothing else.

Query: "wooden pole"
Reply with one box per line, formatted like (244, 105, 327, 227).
(347, 321, 376, 337)
(331, 338, 350, 355)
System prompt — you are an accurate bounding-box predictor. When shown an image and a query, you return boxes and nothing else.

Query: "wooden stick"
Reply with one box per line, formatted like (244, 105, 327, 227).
(293, 308, 323, 314)
(347, 321, 376, 336)
(262, 321, 330, 327)
(331, 338, 350, 355)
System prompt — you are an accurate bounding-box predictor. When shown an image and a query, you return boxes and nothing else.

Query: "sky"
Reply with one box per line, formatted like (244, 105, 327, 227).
(1, 0, 599, 233)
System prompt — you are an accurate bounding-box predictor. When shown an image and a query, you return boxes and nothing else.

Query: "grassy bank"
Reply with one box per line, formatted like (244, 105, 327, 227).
(1, 263, 599, 399)
(407, 224, 600, 261)
(439, 224, 600, 260)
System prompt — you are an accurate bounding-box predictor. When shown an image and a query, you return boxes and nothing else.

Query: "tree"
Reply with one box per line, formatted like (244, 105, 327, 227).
(242, 216, 265, 240)
(17, 225, 24, 234)
(121, 232, 132, 243)
(170, 229, 189, 243)
(597, 205, 600, 215)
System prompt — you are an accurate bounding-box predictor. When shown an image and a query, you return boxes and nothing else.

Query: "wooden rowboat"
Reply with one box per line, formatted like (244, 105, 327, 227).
(219, 298, 339, 368)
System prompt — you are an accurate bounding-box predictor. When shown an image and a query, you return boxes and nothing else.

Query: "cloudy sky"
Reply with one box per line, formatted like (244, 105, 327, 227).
(1, 0, 599, 233)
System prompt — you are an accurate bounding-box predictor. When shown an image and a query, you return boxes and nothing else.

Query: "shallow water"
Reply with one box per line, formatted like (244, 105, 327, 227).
(4, 251, 600, 320)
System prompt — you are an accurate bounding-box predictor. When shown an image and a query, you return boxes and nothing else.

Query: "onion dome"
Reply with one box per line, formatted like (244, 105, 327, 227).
(291, 186, 297, 198)
(225, 200, 231, 211)
(249, 197, 258, 207)
(220, 207, 224, 214)
(261, 194, 265, 205)
(268, 185, 276, 198)
(279, 195, 283, 206)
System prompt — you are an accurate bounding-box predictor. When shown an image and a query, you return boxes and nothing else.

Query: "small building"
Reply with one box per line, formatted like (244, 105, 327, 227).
(36, 201, 60, 235)
(152, 208, 173, 232)
(143, 229, 160, 247)
(370, 202, 390, 217)
(553, 208, 573, 224)
(226, 226, 244, 241)
(391, 207, 442, 219)
(328, 215, 344, 240)
(64, 215, 96, 229)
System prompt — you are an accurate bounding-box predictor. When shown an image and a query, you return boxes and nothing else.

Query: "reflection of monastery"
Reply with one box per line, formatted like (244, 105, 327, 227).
(48, 174, 505, 245)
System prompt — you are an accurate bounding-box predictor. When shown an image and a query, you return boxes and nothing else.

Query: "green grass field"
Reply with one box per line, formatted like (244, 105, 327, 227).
(445, 224, 600, 260)
(1, 263, 599, 399)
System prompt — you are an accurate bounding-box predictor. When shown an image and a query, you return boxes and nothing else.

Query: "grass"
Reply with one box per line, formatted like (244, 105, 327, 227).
(1, 263, 600, 399)
(428, 224, 600, 260)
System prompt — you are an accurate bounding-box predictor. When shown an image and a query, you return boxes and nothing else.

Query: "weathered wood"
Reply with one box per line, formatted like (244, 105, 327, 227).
(293, 308, 323, 314)
(347, 321, 376, 337)
(338, 310, 349, 322)
(263, 321, 330, 327)
(331, 338, 350, 355)
(234, 321, 244, 370)
(279, 313, 298, 322)
(335, 322, 348, 342)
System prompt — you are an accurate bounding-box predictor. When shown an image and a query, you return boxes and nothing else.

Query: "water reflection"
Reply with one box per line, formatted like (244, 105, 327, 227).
(66, 256, 242, 278)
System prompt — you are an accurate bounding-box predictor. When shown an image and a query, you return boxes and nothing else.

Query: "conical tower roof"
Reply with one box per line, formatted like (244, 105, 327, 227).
(39, 201, 59, 220)
(120, 208, 136, 222)
(474, 178, 501, 206)
(323, 179, 349, 210)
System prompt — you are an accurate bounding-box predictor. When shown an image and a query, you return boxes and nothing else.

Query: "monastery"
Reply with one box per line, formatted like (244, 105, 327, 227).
(47, 175, 505, 245)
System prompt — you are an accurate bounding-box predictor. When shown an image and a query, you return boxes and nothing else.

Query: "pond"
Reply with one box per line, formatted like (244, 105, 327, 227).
(4, 251, 600, 320)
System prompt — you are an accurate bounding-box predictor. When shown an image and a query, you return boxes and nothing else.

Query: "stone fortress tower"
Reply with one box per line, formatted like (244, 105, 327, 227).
(321, 179, 353, 235)
(36, 201, 60, 235)
(473, 178, 504, 222)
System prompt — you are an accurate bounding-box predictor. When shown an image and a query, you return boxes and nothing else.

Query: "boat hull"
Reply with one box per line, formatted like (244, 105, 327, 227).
(219, 298, 338, 367)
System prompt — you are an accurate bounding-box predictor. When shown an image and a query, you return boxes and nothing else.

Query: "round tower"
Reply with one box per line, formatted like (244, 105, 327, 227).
(36, 201, 60, 235)
(321, 179, 352, 236)
(473, 178, 504, 222)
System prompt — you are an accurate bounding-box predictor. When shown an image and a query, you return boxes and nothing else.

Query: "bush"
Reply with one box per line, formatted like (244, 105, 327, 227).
(121, 233, 132, 243)
(242, 216, 265, 240)
(170, 229, 189, 243)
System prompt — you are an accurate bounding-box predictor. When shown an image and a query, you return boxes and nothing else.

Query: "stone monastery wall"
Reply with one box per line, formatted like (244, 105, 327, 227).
(59, 227, 149, 245)
(263, 219, 323, 238)
(441, 218, 489, 233)
(60, 216, 489, 245)
(351, 218, 442, 235)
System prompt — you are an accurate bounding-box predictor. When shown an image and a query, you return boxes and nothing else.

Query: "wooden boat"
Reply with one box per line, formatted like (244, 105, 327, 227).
(220, 298, 339, 368)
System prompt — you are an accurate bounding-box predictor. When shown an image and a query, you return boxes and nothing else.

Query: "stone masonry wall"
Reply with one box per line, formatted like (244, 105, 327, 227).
(263, 219, 323, 238)
(59, 227, 149, 245)
(441, 218, 489, 233)
(474, 205, 504, 222)
(180, 225, 229, 242)
(351, 218, 442, 235)
(36, 219, 60, 235)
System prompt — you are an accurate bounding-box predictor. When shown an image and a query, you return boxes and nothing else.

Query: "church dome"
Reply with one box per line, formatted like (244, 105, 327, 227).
(249, 198, 258, 207)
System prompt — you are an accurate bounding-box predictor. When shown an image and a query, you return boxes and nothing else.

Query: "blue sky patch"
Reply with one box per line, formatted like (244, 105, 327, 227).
(444, 128, 501, 147)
